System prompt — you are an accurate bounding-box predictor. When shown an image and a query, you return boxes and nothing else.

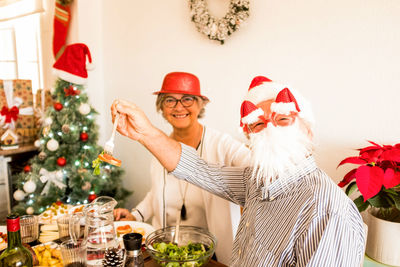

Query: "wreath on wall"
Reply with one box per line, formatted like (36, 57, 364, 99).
(189, 0, 250, 44)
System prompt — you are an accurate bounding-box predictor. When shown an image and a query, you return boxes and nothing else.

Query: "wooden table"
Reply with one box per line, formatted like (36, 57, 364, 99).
(143, 250, 227, 267)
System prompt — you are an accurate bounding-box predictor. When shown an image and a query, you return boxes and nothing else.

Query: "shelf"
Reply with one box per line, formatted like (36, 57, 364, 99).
(0, 144, 38, 156)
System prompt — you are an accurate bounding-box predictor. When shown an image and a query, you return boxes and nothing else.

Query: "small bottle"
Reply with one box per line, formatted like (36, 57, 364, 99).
(123, 233, 144, 267)
(0, 214, 33, 267)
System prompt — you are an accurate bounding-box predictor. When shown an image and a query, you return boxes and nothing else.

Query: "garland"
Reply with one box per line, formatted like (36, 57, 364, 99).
(189, 0, 250, 44)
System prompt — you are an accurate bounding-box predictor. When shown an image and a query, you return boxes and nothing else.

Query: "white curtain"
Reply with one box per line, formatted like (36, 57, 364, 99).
(0, 0, 44, 22)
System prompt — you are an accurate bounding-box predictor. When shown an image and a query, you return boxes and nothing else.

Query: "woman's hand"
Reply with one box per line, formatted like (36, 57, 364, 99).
(114, 208, 136, 221)
(111, 99, 156, 143)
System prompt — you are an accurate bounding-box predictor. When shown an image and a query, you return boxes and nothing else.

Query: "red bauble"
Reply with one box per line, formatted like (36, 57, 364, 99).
(80, 132, 89, 142)
(54, 102, 63, 111)
(23, 165, 31, 173)
(57, 157, 67, 167)
(88, 193, 97, 202)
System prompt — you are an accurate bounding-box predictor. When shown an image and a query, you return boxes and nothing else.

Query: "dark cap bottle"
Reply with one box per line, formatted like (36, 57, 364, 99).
(123, 233, 143, 267)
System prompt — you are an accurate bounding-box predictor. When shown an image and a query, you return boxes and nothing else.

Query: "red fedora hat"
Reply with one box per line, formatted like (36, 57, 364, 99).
(153, 72, 209, 100)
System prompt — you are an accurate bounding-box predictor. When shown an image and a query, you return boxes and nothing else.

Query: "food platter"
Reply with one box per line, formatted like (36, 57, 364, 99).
(114, 221, 155, 244)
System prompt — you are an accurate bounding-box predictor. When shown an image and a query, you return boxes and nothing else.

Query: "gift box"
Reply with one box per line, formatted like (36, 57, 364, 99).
(0, 79, 35, 145)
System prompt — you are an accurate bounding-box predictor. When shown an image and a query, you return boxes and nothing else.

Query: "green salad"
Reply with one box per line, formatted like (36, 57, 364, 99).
(152, 241, 212, 267)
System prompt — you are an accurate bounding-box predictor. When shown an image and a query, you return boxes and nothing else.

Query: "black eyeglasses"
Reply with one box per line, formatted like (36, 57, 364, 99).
(163, 96, 196, 108)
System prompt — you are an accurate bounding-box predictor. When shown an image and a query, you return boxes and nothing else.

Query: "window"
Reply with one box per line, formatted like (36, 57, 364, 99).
(0, 2, 43, 93)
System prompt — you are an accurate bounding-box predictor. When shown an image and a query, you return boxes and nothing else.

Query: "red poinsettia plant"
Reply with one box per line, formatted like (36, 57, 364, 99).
(338, 141, 400, 221)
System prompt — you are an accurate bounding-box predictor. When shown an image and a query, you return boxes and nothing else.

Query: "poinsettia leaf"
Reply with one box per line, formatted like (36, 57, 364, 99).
(353, 195, 370, 212)
(367, 193, 391, 208)
(383, 169, 400, 189)
(381, 149, 400, 163)
(395, 144, 400, 149)
(359, 146, 382, 154)
(338, 169, 357, 188)
(337, 157, 366, 168)
(344, 181, 358, 196)
(355, 165, 384, 201)
(367, 140, 382, 147)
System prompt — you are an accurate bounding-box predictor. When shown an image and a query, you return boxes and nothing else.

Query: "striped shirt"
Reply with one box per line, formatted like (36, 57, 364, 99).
(172, 144, 366, 267)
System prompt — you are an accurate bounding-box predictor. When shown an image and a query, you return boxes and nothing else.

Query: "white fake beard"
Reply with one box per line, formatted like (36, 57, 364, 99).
(248, 120, 313, 187)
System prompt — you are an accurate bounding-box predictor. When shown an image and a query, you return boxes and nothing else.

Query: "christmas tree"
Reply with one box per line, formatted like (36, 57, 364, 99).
(12, 43, 130, 215)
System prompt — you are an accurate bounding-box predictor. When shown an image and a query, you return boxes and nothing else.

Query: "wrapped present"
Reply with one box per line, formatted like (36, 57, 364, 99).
(34, 89, 54, 128)
(0, 79, 35, 144)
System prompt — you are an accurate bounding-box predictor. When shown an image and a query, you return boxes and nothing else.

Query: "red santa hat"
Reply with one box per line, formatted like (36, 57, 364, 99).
(240, 75, 315, 132)
(270, 88, 300, 115)
(53, 43, 93, 84)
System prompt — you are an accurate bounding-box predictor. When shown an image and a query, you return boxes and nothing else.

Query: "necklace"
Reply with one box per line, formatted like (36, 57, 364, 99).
(163, 126, 206, 223)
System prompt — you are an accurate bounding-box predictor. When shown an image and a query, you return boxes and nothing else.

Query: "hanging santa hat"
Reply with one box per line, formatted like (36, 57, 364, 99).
(53, 43, 93, 85)
(270, 88, 300, 115)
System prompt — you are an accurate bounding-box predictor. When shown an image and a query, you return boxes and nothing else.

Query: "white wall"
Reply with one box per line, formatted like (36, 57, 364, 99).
(69, 0, 400, 208)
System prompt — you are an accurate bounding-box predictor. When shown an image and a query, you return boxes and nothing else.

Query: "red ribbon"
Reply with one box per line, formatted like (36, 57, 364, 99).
(64, 85, 80, 96)
(1, 106, 19, 123)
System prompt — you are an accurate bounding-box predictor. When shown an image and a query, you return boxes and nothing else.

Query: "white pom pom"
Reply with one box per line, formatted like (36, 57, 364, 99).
(13, 190, 25, 201)
(44, 117, 53, 126)
(34, 139, 41, 148)
(79, 103, 91, 115)
(86, 62, 95, 70)
(46, 139, 59, 151)
(26, 207, 34, 215)
(23, 180, 37, 193)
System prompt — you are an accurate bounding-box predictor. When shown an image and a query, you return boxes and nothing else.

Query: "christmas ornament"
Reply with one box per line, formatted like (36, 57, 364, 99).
(46, 139, 59, 151)
(189, 0, 250, 44)
(39, 168, 67, 195)
(42, 126, 51, 136)
(53, 0, 72, 58)
(57, 157, 67, 167)
(102, 248, 124, 267)
(79, 103, 91, 115)
(88, 193, 97, 202)
(44, 117, 53, 126)
(23, 165, 31, 173)
(13, 189, 25, 201)
(23, 180, 37, 193)
(64, 85, 80, 96)
(80, 132, 88, 141)
(81, 181, 91, 191)
(26, 207, 34, 215)
(38, 151, 47, 160)
(54, 102, 63, 111)
(62, 124, 70, 133)
(53, 43, 93, 85)
(34, 139, 41, 147)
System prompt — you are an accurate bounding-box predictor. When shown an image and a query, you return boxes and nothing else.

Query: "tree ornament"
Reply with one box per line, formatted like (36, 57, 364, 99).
(42, 126, 51, 136)
(23, 180, 37, 193)
(34, 139, 41, 147)
(64, 85, 80, 96)
(88, 193, 97, 202)
(38, 151, 47, 160)
(54, 102, 63, 111)
(23, 165, 31, 173)
(44, 117, 53, 126)
(81, 181, 91, 191)
(189, 0, 250, 44)
(62, 124, 70, 133)
(79, 103, 91, 115)
(57, 157, 67, 167)
(13, 189, 25, 201)
(46, 139, 59, 151)
(80, 132, 88, 141)
(26, 207, 34, 215)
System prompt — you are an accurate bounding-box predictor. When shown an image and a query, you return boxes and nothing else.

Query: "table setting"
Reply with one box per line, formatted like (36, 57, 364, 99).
(0, 195, 226, 267)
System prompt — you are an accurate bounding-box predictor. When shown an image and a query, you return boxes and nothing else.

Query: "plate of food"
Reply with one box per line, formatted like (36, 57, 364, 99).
(32, 242, 63, 267)
(0, 225, 7, 251)
(114, 221, 155, 244)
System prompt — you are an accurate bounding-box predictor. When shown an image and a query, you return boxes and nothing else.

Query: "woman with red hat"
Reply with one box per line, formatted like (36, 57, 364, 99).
(114, 72, 250, 264)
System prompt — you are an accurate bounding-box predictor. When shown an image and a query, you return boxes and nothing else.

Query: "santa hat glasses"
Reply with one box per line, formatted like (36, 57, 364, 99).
(240, 75, 314, 133)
